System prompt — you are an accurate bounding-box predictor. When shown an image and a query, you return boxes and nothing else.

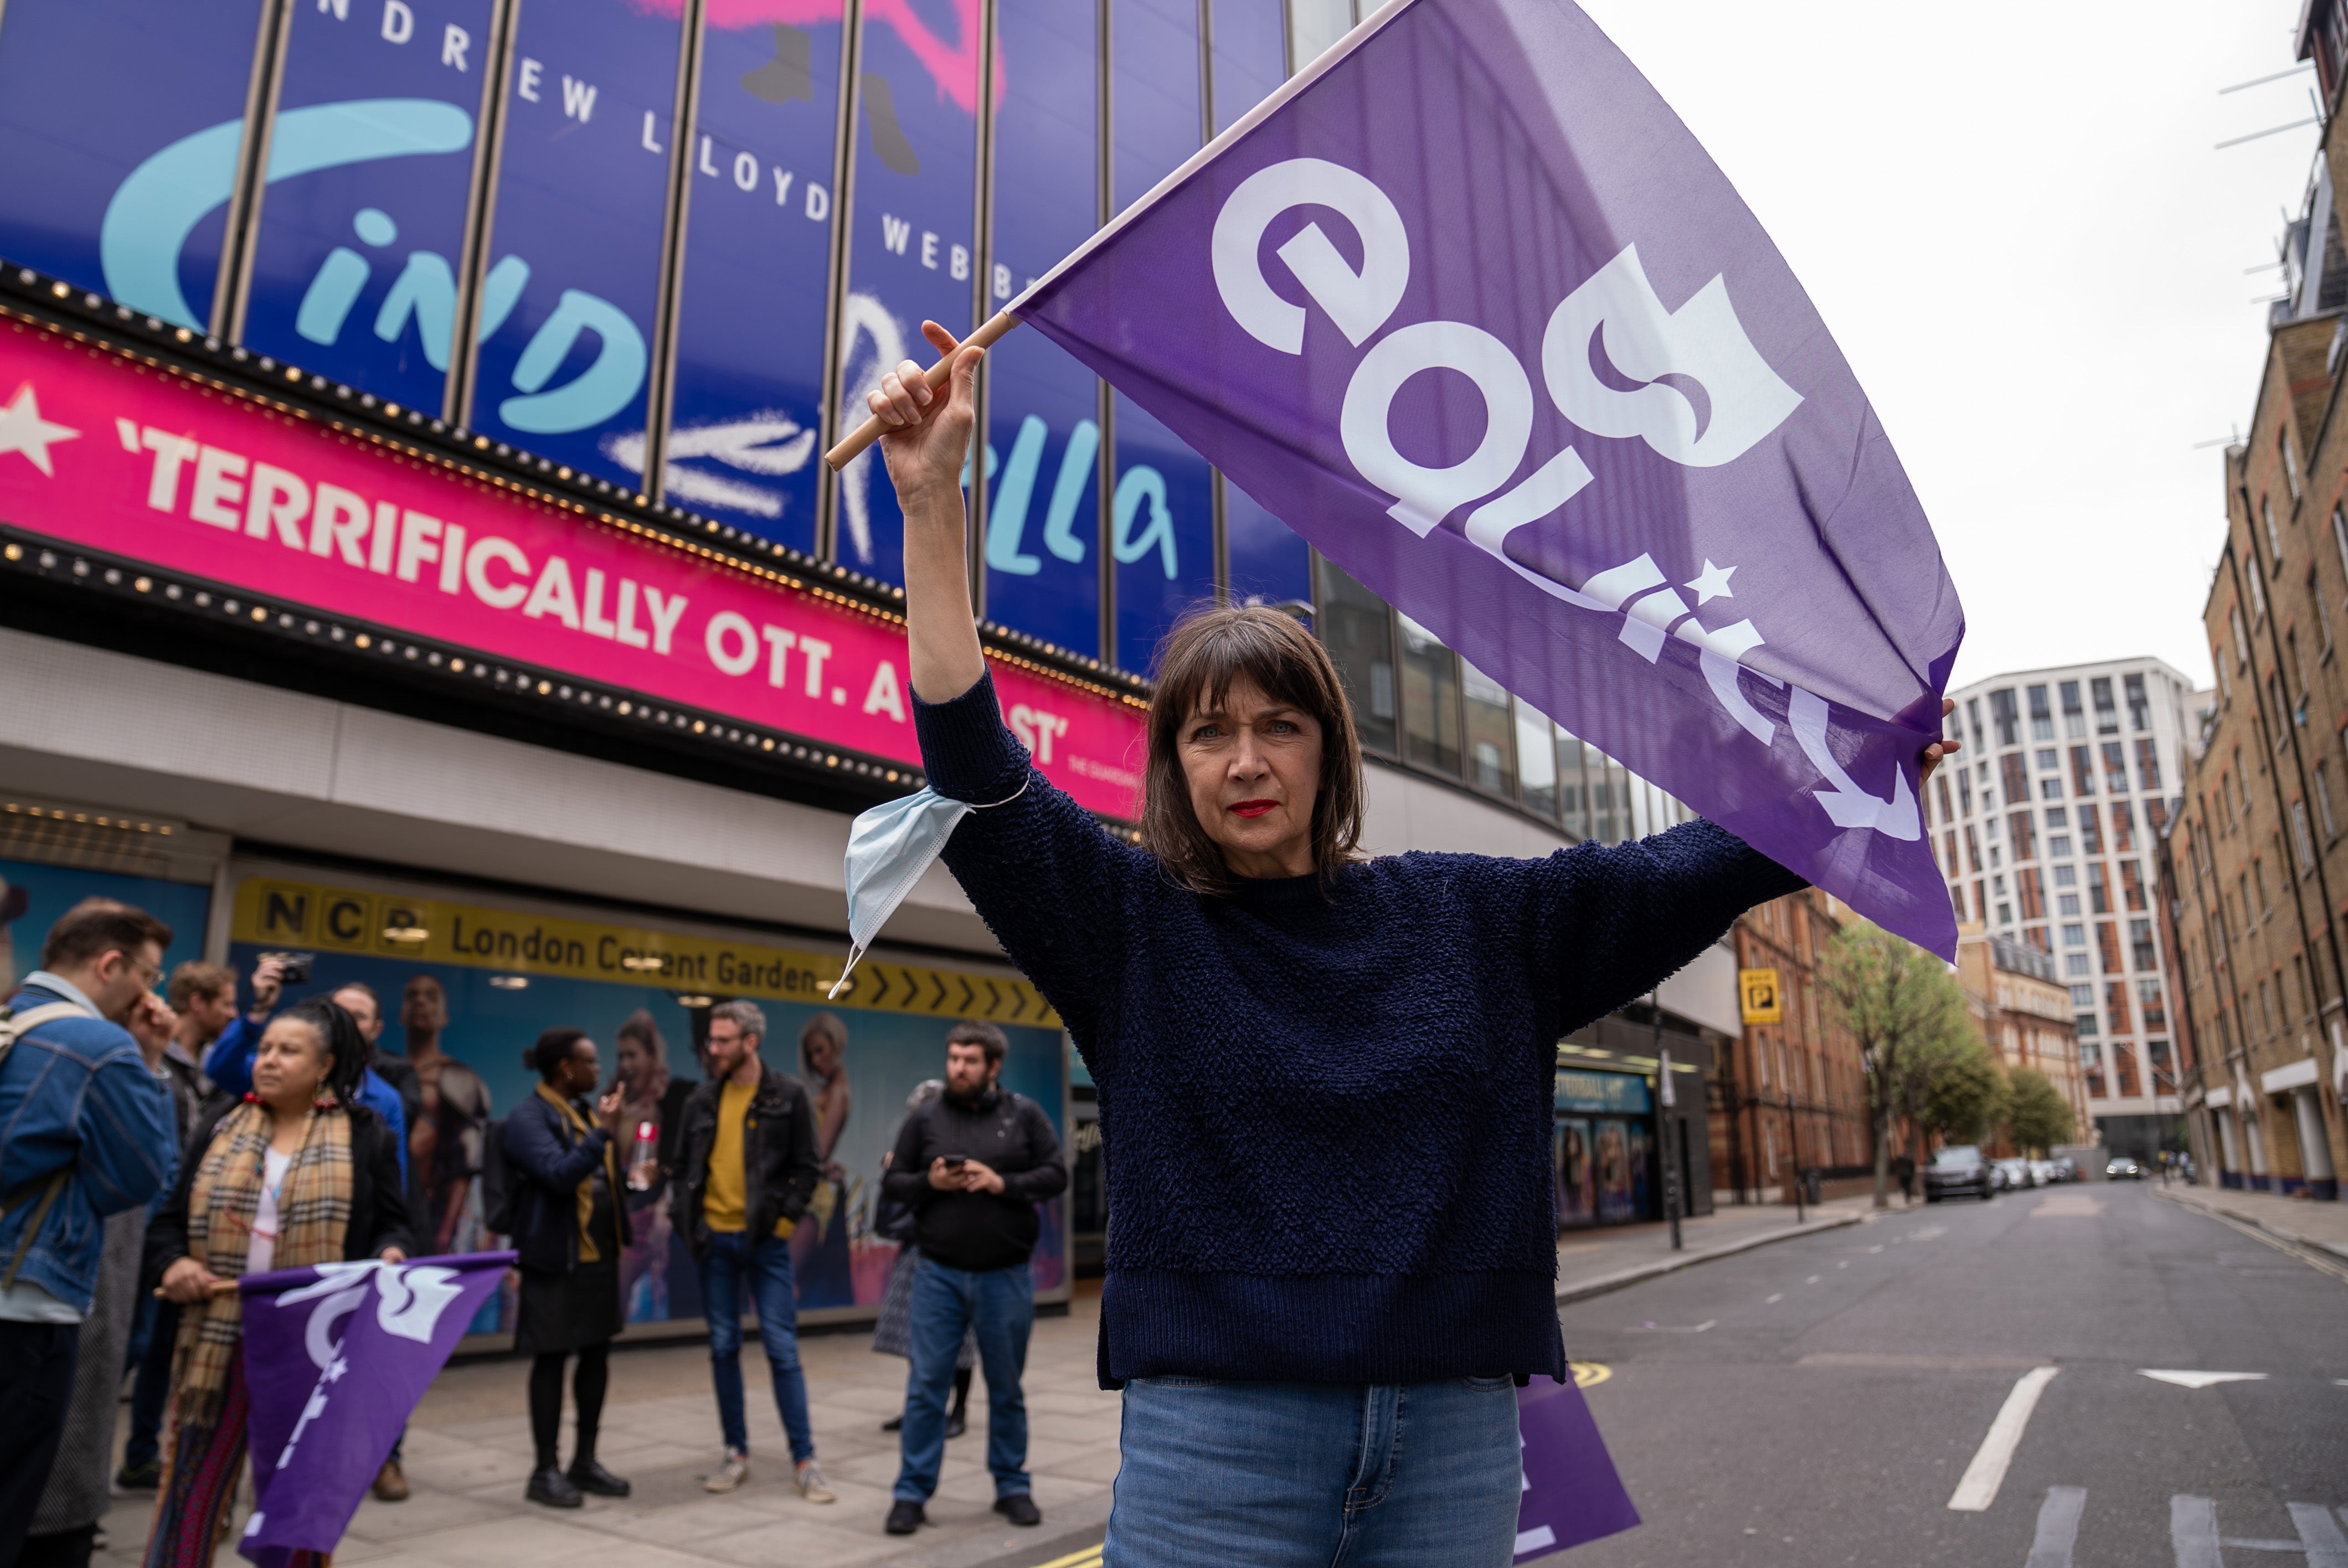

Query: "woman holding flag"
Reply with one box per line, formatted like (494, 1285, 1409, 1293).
(144, 999, 410, 1568)
(858, 327, 1958, 1562)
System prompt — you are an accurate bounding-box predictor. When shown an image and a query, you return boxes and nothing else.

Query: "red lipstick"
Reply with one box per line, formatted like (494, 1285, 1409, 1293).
(1230, 799, 1278, 819)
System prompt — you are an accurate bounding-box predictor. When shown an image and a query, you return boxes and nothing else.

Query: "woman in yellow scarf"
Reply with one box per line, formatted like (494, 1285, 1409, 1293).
(143, 998, 411, 1568)
(501, 1027, 629, 1509)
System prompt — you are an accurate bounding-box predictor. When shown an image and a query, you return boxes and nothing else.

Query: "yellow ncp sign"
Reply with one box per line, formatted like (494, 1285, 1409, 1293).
(1739, 968, 1783, 1025)
(231, 875, 1060, 1028)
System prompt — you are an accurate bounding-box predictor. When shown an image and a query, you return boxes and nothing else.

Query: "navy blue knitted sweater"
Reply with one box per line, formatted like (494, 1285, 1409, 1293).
(918, 673, 1804, 1387)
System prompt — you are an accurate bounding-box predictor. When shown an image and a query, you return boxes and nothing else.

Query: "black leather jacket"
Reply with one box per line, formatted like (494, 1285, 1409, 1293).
(669, 1064, 821, 1259)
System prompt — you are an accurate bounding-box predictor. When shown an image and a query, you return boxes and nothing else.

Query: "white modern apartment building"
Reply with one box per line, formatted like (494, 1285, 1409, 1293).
(1935, 659, 2200, 1153)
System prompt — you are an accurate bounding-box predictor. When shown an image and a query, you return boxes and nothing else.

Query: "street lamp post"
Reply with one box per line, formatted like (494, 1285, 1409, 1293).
(1651, 992, 1681, 1252)
(1786, 1087, 1805, 1224)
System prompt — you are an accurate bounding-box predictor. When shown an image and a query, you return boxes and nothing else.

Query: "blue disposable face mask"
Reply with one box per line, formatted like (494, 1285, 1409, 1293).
(830, 776, 1029, 999)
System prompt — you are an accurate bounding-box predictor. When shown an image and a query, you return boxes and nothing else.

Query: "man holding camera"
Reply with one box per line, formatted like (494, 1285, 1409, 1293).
(880, 1020, 1064, 1536)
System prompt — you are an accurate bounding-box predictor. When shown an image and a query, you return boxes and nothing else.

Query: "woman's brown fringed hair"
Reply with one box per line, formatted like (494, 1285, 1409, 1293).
(1142, 605, 1366, 894)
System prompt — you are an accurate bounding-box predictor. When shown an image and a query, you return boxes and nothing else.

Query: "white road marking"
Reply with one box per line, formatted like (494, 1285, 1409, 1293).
(1946, 1366, 2060, 1512)
(1837, 1261, 1850, 1269)
(2291, 1502, 2348, 1568)
(2024, 1486, 2086, 1568)
(1628, 1320, 1715, 1333)
(2139, 1370, 2268, 1389)
(2032, 1195, 2105, 1218)
(2171, 1496, 2222, 1568)
(1765, 1293, 1783, 1303)
(1805, 1275, 1821, 1283)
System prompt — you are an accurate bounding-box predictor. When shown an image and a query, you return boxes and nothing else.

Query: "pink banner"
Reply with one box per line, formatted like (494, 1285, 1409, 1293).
(0, 321, 1145, 817)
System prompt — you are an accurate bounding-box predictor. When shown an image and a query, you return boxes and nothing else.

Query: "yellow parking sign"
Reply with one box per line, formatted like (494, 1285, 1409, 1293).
(1739, 967, 1783, 1025)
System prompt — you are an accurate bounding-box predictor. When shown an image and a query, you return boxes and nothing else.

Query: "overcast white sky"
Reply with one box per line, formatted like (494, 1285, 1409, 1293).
(1575, 0, 2316, 694)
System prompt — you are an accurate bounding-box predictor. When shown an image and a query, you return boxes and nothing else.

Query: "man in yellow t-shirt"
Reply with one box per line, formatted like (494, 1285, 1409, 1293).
(670, 1001, 825, 1501)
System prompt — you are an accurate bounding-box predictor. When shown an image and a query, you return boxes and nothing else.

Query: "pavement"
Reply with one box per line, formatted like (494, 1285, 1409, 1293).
(1553, 1193, 1876, 1302)
(1551, 1182, 2348, 1566)
(86, 1291, 1124, 1568)
(2148, 1175, 2348, 1267)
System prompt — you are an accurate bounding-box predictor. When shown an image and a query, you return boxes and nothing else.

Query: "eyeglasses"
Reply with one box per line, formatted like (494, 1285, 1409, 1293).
(125, 955, 163, 987)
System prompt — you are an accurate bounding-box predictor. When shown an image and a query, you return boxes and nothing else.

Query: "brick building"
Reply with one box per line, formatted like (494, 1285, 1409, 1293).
(1709, 888, 1876, 1204)
(1955, 924, 2088, 1152)
(2165, 0, 2348, 1200)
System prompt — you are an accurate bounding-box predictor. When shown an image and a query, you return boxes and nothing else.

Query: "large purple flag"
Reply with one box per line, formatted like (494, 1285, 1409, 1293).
(1008, 0, 1963, 956)
(1517, 1375, 1640, 1559)
(235, 1252, 514, 1567)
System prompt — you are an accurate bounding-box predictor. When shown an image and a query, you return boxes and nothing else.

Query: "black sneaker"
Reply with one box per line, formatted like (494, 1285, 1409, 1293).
(881, 1414, 904, 1432)
(567, 1458, 631, 1497)
(945, 1410, 967, 1439)
(115, 1460, 161, 1490)
(994, 1493, 1042, 1527)
(885, 1500, 925, 1535)
(526, 1465, 584, 1509)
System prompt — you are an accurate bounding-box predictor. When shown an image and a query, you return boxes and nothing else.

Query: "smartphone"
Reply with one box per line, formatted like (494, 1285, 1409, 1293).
(943, 1156, 967, 1169)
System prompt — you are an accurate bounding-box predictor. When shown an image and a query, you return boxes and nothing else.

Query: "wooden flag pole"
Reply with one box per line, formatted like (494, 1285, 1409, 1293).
(821, 310, 1023, 472)
(153, 1278, 242, 1299)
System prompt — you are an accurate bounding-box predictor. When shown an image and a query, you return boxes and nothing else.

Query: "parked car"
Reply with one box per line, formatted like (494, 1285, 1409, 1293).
(2105, 1155, 2143, 1180)
(2052, 1156, 2079, 1182)
(2027, 1159, 2060, 1186)
(1924, 1145, 1996, 1202)
(1992, 1157, 2035, 1190)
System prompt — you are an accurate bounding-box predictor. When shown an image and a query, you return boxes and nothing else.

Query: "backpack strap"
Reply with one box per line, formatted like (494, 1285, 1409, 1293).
(0, 998, 103, 1292)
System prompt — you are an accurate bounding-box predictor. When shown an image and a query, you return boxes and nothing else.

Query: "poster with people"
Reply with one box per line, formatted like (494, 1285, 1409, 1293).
(228, 871, 1068, 1338)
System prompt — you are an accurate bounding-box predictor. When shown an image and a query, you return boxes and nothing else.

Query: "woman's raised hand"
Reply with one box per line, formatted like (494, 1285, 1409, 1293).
(872, 321, 984, 513)
(160, 1255, 220, 1304)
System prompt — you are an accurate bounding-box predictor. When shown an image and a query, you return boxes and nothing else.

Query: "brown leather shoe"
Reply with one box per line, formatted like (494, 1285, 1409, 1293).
(372, 1458, 411, 1502)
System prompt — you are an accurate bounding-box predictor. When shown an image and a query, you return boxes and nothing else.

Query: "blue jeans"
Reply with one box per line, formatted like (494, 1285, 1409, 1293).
(699, 1231, 815, 1463)
(893, 1258, 1032, 1504)
(1105, 1378, 1522, 1567)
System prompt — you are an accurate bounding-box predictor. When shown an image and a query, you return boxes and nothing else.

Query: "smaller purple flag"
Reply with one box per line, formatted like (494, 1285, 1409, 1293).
(236, 1252, 514, 1567)
(1516, 1375, 1640, 1560)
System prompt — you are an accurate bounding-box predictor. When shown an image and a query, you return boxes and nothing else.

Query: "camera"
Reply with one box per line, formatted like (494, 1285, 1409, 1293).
(266, 951, 315, 986)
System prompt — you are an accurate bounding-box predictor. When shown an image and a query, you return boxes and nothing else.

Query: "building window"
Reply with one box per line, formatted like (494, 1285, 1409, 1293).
(2249, 560, 2269, 623)
(2119, 859, 2147, 912)
(2087, 862, 2109, 914)
(2232, 604, 2253, 666)
(2137, 978, 2166, 1030)
(2262, 494, 2282, 564)
(2053, 863, 2077, 886)
(1965, 696, 1985, 754)
(2044, 805, 2068, 829)
(1460, 657, 1516, 798)
(2035, 747, 2058, 771)
(2070, 745, 2095, 797)
(2028, 684, 2053, 742)
(2259, 978, 2277, 1033)
(2076, 1012, 2100, 1038)
(2040, 778, 2063, 800)
(2133, 737, 2162, 794)
(2313, 570, 2334, 654)
(2059, 680, 2086, 739)
(2109, 800, 2135, 853)
(2102, 741, 2129, 794)
(2091, 676, 2119, 733)
(2148, 1038, 2175, 1093)
(2049, 835, 2073, 858)
(2064, 952, 2090, 977)
(2062, 922, 2087, 947)
(1397, 613, 1462, 777)
(2068, 984, 2094, 1007)
(2318, 761, 2338, 838)
(1317, 559, 1398, 756)
(2058, 893, 2082, 916)
(2124, 672, 2150, 732)
(2294, 799, 2318, 873)
(2129, 918, 2156, 972)
(2079, 803, 2104, 853)
(2252, 858, 2271, 915)
(2283, 428, 2303, 500)
(1991, 688, 2020, 748)
(1997, 902, 2013, 925)
(1515, 704, 1558, 820)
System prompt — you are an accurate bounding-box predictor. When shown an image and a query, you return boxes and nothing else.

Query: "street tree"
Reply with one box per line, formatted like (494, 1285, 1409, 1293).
(1817, 921, 1974, 1209)
(2003, 1067, 2074, 1155)
(1925, 1044, 2008, 1145)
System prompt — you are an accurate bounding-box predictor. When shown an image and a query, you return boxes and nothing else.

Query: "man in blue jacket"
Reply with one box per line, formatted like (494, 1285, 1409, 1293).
(0, 900, 178, 1566)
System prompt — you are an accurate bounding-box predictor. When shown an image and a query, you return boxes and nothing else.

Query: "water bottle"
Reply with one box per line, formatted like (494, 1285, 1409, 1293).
(626, 1119, 659, 1191)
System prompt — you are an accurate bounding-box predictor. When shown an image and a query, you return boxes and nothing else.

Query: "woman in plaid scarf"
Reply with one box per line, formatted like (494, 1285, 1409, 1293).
(141, 998, 412, 1568)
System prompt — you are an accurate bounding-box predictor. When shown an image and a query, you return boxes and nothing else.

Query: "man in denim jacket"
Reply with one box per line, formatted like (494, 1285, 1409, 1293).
(0, 900, 179, 1564)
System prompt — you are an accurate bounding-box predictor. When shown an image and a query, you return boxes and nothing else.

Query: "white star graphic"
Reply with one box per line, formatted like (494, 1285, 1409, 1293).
(1685, 559, 1736, 605)
(0, 382, 79, 477)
